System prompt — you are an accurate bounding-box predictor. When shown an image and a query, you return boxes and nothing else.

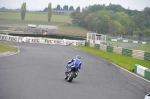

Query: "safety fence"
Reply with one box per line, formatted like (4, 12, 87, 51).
(85, 42, 150, 62)
(107, 38, 150, 44)
(134, 64, 150, 80)
(0, 34, 85, 46)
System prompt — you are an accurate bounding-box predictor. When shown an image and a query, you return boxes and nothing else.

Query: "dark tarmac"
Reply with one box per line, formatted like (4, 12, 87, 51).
(0, 42, 149, 99)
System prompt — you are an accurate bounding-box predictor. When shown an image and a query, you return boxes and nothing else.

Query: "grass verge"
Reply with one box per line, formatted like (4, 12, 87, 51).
(74, 46, 150, 71)
(0, 45, 17, 53)
(130, 44, 150, 52)
(0, 10, 88, 36)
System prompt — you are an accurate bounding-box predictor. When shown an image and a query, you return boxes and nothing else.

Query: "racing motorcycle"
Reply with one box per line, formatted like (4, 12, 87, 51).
(65, 64, 78, 82)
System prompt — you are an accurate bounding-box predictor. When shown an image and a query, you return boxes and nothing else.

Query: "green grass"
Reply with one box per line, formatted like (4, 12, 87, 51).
(0, 40, 15, 42)
(0, 45, 17, 53)
(74, 46, 150, 71)
(0, 11, 72, 22)
(0, 10, 88, 36)
(109, 43, 121, 47)
(130, 44, 150, 52)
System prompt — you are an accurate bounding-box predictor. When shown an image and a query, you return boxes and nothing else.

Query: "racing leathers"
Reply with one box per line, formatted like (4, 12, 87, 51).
(65, 57, 82, 77)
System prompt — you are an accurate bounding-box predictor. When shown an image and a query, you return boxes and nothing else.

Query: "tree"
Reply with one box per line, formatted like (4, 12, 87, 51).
(1, 7, 6, 10)
(21, 2, 26, 20)
(72, 12, 82, 26)
(71, 4, 149, 38)
(144, 29, 150, 40)
(106, 4, 125, 13)
(143, 7, 150, 29)
(63, 5, 68, 10)
(84, 13, 93, 30)
(69, 6, 74, 11)
(76, 6, 80, 11)
(97, 14, 111, 34)
(56, 5, 61, 10)
(47, 3, 52, 22)
(86, 10, 113, 33)
(43, 7, 48, 12)
(132, 13, 146, 31)
(109, 20, 126, 35)
(88, 4, 105, 13)
(115, 12, 131, 34)
(126, 9, 140, 16)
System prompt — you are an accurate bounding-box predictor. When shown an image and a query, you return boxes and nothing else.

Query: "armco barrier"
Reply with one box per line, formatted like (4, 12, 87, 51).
(138, 41, 142, 44)
(108, 38, 150, 45)
(134, 64, 150, 80)
(0, 34, 85, 46)
(128, 40, 133, 43)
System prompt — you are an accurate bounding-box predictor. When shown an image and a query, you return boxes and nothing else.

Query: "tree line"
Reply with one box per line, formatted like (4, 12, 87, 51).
(71, 4, 150, 40)
(43, 5, 80, 12)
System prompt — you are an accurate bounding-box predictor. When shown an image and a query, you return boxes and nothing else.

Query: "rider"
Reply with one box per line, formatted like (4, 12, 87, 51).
(65, 55, 82, 78)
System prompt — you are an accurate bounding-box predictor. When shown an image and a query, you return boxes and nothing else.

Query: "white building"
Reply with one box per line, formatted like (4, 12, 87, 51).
(86, 33, 106, 44)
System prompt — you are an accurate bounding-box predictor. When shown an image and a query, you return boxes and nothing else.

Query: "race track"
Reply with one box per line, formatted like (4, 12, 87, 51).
(107, 41, 141, 48)
(0, 42, 150, 99)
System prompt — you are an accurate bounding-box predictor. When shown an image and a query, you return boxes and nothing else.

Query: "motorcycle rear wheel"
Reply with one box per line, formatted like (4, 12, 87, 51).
(67, 71, 75, 82)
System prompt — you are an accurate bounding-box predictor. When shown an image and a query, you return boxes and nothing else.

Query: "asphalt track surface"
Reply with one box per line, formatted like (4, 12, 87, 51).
(107, 41, 140, 48)
(0, 42, 150, 99)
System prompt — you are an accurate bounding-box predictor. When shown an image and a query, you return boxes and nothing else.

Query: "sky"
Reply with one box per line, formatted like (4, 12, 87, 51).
(0, 0, 150, 11)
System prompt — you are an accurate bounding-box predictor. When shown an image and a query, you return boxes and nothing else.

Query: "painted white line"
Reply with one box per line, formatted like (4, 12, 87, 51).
(0, 46, 20, 57)
(111, 62, 150, 83)
(72, 46, 150, 83)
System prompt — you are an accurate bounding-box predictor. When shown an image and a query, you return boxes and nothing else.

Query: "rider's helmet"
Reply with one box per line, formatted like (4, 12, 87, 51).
(76, 55, 81, 59)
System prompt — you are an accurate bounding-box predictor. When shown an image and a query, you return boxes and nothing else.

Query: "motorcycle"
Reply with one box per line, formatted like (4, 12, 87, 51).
(65, 65, 78, 82)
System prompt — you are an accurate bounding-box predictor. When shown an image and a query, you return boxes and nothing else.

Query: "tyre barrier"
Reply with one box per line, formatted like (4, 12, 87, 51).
(85, 42, 150, 62)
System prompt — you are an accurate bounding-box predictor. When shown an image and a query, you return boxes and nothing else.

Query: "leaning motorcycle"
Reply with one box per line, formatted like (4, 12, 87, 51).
(65, 65, 78, 82)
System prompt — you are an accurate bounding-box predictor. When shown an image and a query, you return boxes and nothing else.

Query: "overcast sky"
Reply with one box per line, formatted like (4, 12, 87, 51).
(0, 0, 149, 11)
